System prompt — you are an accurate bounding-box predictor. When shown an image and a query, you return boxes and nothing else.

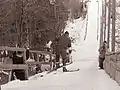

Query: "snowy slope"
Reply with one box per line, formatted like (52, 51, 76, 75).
(2, 60, 120, 90)
(2, 0, 120, 90)
(68, 0, 100, 60)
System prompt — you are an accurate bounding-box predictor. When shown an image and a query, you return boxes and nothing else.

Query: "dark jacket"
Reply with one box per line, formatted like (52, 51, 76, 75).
(58, 34, 71, 50)
(99, 46, 106, 58)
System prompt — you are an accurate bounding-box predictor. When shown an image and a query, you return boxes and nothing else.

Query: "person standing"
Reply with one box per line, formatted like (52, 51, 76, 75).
(57, 31, 72, 72)
(98, 42, 106, 69)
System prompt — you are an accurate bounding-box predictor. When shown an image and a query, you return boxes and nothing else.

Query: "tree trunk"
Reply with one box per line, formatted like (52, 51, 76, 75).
(107, 0, 111, 48)
(111, 0, 116, 52)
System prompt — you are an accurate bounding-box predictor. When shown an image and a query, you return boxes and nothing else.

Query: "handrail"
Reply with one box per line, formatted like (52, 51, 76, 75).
(0, 46, 26, 51)
(0, 46, 55, 85)
(106, 51, 120, 56)
(30, 50, 55, 56)
(0, 64, 28, 70)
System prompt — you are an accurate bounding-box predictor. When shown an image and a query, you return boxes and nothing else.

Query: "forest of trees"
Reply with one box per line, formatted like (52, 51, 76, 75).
(0, 0, 69, 49)
(0, 0, 87, 50)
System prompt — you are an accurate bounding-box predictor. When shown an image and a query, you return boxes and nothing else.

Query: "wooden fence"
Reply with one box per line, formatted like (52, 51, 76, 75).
(0, 46, 55, 85)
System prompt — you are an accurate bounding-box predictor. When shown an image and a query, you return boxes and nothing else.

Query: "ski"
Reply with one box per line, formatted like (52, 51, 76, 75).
(52, 68, 80, 75)
(66, 68, 80, 72)
(47, 62, 73, 74)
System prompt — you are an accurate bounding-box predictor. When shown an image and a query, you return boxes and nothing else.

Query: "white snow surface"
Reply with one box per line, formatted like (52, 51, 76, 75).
(2, 0, 120, 90)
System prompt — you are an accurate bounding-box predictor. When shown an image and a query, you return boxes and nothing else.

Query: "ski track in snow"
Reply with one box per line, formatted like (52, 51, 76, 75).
(1, 0, 120, 90)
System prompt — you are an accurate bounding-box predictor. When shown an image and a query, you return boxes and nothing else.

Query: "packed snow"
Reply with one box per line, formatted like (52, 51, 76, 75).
(1, 0, 120, 90)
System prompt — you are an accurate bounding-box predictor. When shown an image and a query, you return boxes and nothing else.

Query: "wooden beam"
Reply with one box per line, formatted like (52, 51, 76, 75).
(27, 61, 50, 65)
(111, 0, 116, 52)
(107, 0, 111, 48)
(99, 0, 104, 47)
(30, 50, 55, 56)
(0, 64, 28, 70)
(0, 46, 25, 52)
(104, 0, 107, 41)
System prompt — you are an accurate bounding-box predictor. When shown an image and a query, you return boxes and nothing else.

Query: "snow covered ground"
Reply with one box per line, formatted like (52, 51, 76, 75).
(2, 60, 120, 90)
(1, 0, 120, 90)
(69, 0, 100, 60)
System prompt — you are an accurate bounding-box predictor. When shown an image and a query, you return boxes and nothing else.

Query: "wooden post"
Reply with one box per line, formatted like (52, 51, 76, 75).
(49, 54, 53, 71)
(100, 0, 104, 47)
(111, 0, 116, 52)
(104, 0, 107, 41)
(96, 0, 99, 40)
(107, 0, 111, 48)
(19, 0, 24, 47)
(54, 3, 57, 18)
(24, 50, 28, 80)
(37, 53, 39, 62)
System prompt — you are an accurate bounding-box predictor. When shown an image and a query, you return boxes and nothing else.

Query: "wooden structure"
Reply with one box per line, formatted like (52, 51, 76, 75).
(0, 46, 55, 85)
(0, 46, 28, 83)
(29, 50, 55, 71)
(100, 0, 116, 51)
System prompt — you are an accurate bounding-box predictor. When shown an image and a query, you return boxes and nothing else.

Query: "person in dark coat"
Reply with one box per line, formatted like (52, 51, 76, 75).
(57, 31, 72, 72)
(12, 51, 27, 80)
(98, 43, 106, 69)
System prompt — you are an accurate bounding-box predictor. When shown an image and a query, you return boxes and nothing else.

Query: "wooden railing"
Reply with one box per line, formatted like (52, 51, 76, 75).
(0, 46, 55, 85)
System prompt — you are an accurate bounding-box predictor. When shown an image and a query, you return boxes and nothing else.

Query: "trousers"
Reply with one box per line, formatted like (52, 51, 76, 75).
(99, 57, 105, 69)
(56, 49, 68, 66)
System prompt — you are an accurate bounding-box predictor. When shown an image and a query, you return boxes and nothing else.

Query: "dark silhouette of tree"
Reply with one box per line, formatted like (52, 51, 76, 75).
(0, 0, 69, 49)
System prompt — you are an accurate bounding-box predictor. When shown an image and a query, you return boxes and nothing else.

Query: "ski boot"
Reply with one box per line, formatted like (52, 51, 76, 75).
(63, 67, 68, 72)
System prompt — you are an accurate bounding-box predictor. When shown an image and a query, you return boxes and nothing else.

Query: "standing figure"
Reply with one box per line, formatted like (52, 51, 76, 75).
(57, 31, 72, 72)
(98, 42, 106, 69)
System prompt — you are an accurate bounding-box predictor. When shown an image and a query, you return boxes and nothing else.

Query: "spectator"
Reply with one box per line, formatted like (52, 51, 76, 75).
(56, 31, 72, 72)
(98, 42, 106, 69)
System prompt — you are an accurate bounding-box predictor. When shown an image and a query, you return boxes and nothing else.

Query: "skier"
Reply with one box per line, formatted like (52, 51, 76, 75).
(57, 31, 72, 72)
(98, 42, 106, 69)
